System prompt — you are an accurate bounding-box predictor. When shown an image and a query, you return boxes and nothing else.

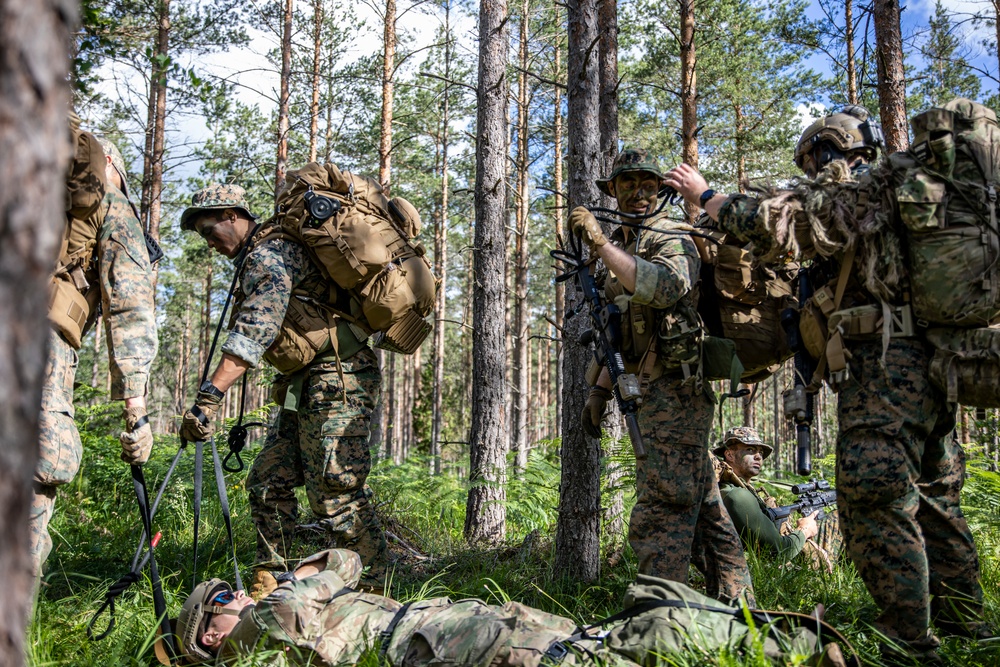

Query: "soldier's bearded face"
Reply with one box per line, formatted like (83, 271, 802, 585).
(612, 172, 660, 215)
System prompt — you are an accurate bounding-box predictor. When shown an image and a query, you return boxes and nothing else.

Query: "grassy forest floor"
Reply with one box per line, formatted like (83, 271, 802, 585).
(28, 400, 1000, 666)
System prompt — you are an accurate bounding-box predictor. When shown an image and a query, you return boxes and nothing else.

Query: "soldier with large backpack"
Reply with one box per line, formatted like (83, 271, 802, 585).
(32, 127, 158, 576)
(665, 98, 994, 664)
(180, 167, 434, 599)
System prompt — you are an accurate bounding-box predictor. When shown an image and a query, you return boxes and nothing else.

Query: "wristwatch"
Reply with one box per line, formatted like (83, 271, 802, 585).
(199, 380, 225, 400)
(699, 189, 716, 207)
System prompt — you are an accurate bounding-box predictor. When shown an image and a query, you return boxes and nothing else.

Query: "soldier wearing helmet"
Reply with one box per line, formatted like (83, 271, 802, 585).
(162, 549, 849, 666)
(568, 149, 755, 608)
(711, 427, 819, 562)
(794, 105, 885, 178)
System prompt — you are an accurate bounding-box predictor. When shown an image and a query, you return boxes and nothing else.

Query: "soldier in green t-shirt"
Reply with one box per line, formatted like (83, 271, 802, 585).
(713, 427, 819, 562)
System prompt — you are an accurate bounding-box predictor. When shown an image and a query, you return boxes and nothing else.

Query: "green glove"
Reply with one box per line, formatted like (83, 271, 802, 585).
(580, 386, 613, 439)
(180, 390, 224, 442)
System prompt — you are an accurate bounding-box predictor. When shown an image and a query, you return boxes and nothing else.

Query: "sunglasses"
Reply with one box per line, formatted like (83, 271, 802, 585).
(211, 590, 236, 606)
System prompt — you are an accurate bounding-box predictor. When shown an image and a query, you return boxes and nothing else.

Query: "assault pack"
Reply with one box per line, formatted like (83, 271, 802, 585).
(894, 98, 1000, 406)
(694, 227, 796, 384)
(49, 115, 108, 349)
(267, 162, 436, 357)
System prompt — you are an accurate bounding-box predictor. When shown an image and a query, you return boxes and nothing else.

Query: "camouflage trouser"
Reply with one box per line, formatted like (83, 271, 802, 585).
(836, 338, 983, 645)
(628, 375, 754, 605)
(30, 331, 83, 576)
(247, 347, 387, 580)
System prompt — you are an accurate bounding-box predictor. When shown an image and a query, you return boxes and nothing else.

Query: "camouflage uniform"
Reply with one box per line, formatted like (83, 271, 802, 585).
(31, 183, 157, 574)
(717, 169, 985, 650)
(202, 191, 387, 580)
(596, 158, 752, 605)
(180, 549, 842, 666)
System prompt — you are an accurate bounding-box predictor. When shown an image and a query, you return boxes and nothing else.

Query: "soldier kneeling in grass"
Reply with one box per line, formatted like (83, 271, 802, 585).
(161, 549, 854, 667)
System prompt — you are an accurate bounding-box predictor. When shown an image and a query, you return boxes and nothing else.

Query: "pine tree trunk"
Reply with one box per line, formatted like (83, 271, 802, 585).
(465, 0, 510, 546)
(430, 26, 450, 472)
(379, 0, 396, 192)
(552, 12, 565, 439)
(511, 0, 531, 472)
(555, 0, 603, 582)
(597, 0, 618, 177)
(845, 0, 857, 105)
(309, 0, 323, 163)
(679, 0, 698, 220)
(0, 0, 71, 658)
(275, 0, 293, 193)
(146, 0, 169, 292)
(873, 0, 908, 152)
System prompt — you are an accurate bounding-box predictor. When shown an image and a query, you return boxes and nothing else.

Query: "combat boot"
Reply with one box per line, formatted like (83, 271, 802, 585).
(250, 568, 279, 600)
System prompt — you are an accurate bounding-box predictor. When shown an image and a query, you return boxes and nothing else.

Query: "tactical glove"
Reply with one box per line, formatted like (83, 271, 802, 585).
(569, 206, 608, 252)
(120, 406, 153, 465)
(180, 390, 224, 442)
(581, 386, 613, 439)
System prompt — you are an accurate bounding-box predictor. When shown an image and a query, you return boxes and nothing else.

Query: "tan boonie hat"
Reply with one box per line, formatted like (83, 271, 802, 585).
(180, 184, 257, 231)
(96, 136, 130, 198)
(712, 425, 773, 459)
(596, 148, 666, 196)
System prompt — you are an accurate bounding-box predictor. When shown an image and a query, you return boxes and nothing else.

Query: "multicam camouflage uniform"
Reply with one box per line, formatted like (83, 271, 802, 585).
(595, 150, 752, 605)
(187, 184, 387, 581)
(180, 549, 843, 666)
(31, 181, 157, 574)
(716, 164, 985, 652)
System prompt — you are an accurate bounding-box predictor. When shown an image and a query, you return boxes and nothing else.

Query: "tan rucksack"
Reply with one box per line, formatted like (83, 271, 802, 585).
(694, 227, 796, 383)
(49, 117, 107, 349)
(895, 98, 1000, 327)
(272, 162, 437, 354)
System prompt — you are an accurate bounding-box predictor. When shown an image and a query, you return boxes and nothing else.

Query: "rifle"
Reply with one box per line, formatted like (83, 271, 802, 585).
(765, 478, 837, 527)
(781, 268, 816, 475)
(551, 231, 646, 459)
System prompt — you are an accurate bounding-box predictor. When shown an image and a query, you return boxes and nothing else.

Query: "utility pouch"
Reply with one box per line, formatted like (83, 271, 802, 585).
(798, 299, 828, 360)
(926, 325, 1000, 407)
(48, 276, 96, 350)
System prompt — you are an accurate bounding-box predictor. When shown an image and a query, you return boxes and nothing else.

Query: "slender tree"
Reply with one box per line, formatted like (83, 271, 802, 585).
(309, 0, 323, 162)
(552, 4, 565, 437)
(141, 0, 170, 288)
(873, 0, 908, 151)
(845, 0, 857, 104)
(465, 0, 510, 545)
(0, 0, 72, 661)
(555, 0, 602, 581)
(275, 0, 293, 193)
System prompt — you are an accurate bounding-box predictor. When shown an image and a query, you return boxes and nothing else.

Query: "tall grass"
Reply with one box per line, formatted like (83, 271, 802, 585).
(28, 407, 1000, 666)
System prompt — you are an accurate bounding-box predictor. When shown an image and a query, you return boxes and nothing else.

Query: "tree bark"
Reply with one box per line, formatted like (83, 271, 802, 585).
(379, 0, 397, 192)
(511, 0, 531, 472)
(845, 0, 857, 105)
(275, 0, 293, 193)
(597, 0, 618, 180)
(0, 0, 72, 660)
(555, 0, 602, 581)
(147, 0, 169, 251)
(430, 6, 451, 475)
(679, 0, 698, 220)
(309, 0, 323, 162)
(552, 8, 565, 439)
(873, 0, 908, 152)
(465, 0, 509, 546)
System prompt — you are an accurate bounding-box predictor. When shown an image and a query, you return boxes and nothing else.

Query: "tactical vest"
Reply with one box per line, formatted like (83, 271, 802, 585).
(230, 225, 367, 376)
(49, 122, 107, 349)
(272, 162, 437, 355)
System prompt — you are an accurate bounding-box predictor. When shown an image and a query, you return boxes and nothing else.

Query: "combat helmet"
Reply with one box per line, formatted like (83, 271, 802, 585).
(712, 426, 773, 459)
(172, 578, 241, 663)
(596, 148, 666, 196)
(794, 105, 884, 176)
(180, 184, 258, 232)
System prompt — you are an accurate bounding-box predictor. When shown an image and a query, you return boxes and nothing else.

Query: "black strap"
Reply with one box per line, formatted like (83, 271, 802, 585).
(223, 373, 265, 473)
(212, 438, 243, 590)
(378, 601, 413, 661)
(131, 414, 149, 431)
(192, 438, 204, 589)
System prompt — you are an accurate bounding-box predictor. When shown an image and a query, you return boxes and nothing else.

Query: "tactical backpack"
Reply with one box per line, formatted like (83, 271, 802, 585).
(896, 98, 1000, 327)
(49, 117, 107, 349)
(694, 228, 796, 384)
(271, 162, 436, 355)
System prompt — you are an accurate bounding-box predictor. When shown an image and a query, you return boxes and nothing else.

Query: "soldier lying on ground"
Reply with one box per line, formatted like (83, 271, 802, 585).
(164, 549, 853, 667)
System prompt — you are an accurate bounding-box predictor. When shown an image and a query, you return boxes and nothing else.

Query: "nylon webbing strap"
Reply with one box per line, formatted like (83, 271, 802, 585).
(378, 601, 413, 661)
(192, 438, 204, 589)
(212, 438, 243, 591)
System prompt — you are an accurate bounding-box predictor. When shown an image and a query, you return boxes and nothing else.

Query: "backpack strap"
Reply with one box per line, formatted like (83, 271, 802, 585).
(810, 243, 856, 390)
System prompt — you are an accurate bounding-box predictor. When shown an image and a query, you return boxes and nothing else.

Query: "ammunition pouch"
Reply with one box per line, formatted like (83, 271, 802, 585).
(48, 273, 100, 350)
(926, 326, 1000, 407)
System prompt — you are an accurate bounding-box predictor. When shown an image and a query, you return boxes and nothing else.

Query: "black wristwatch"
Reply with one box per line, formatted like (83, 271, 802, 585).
(199, 380, 225, 400)
(699, 189, 716, 207)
